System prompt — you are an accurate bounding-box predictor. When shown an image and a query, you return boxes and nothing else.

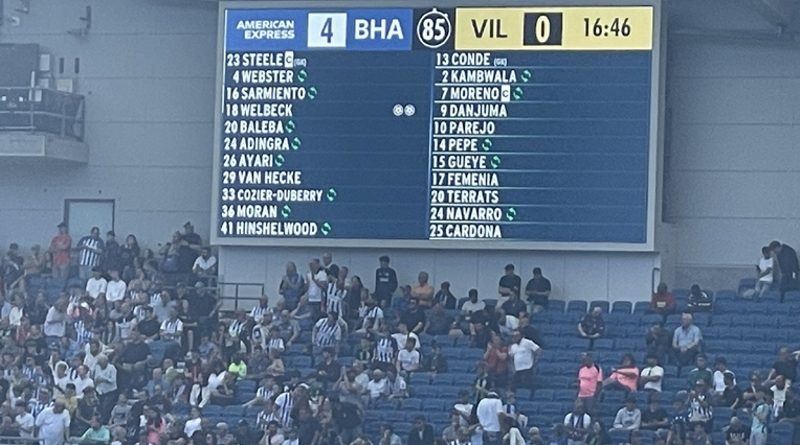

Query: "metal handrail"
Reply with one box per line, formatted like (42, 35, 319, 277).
(0, 86, 86, 141)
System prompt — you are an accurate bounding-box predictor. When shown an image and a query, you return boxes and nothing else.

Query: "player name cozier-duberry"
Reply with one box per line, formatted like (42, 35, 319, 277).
(224, 188, 323, 203)
(431, 207, 504, 222)
(236, 221, 318, 237)
(441, 70, 517, 84)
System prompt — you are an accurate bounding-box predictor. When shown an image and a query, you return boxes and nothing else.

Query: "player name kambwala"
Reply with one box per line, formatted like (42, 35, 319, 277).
(430, 224, 502, 239)
(441, 104, 507, 118)
(233, 103, 293, 117)
(432, 172, 498, 187)
(227, 188, 323, 202)
(236, 221, 317, 237)
(431, 207, 503, 221)
(443, 70, 516, 84)
(236, 87, 306, 101)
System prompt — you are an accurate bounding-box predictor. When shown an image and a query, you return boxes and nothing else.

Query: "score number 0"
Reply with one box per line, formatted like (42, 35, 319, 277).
(308, 13, 347, 48)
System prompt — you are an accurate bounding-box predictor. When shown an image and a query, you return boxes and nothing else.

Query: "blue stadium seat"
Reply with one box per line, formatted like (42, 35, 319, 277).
(567, 300, 588, 313)
(633, 301, 651, 314)
(611, 301, 632, 314)
(738, 278, 756, 294)
(546, 300, 566, 313)
(715, 289, 737, 301)
(400, 398, 423, 411)
(589, 300, 610, 313)
(533, 389, 554, 401)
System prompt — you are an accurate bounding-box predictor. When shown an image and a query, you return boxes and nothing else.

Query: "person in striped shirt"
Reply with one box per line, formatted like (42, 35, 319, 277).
(326, 269, 348, 316)
(312, 312, 342, 357)
(77, 227, 104, 280)
(250, 294, 272, 324)
(372, 324, 399, 372)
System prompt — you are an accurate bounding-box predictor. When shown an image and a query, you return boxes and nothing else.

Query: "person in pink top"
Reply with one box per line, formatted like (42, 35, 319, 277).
(49, 222, 72, 281)
(577, 352, 603, 414)
(603, 353, 640, 393)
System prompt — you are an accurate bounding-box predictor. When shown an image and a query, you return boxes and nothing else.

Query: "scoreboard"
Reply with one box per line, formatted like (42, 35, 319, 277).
(211, 1, 662, 250)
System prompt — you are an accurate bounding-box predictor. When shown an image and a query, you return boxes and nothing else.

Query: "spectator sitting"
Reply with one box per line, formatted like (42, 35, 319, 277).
(640, 393, 669, 433)
(771, 375, 789, 416)
(687, 422, 712, 445)
(687, 380, 713, 433)
(585, 420, 610, 445)
(400, 298, 427, 334)
(192, 247, 217, 278)
(392, 323, 420, 350)
(577, 307, 605, 349)
(424, 343, 448, 374)
(672, 313, 703, 375)
(501, 290, 526, 318)
(366, 369, 387, 402)
(687, 355, 713, 390)
(426, 303, 454, 336)
(686, 284, 712, 313)
(85, 267, 107, 300)
(741, 372, 765, 411)
(357, 297, 383, 334)
(397, 337, 421, 373)
(603, 354, 639, 393)
(434, 281, 457, 309)
(563, 399, 592, 445)
(385, 368, 408, 399)
(461, 288, 486, 321)
(645, 321, 671, 367)
(524, 267, 551, 314)
(651, 282, 675, 323)
(712, 357, 734, 396)
(724, 416, 749, 445)
(640, 354, 664, 392)
(611, 397, 642, 432)
(716, 372, 741, 409)
(80, 415, 110, 443)
(380, 423, 403, 445)
(411, 272, 435, 309)
(408, 415, 435, 445)
(442, 416, 461, 444)
(742, 246, 774, 300)
(391, 285, 412, 314)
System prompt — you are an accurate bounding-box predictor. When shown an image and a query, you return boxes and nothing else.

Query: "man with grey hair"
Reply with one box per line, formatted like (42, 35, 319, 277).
(673, 312, 703, 375)
(35, 399, 70, 445)
(92, 354, 117, 423)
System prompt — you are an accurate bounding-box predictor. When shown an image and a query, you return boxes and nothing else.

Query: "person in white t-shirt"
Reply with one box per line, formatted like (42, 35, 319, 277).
(509, 330, 541, 391)
(461, 289, 486, 320)
(14, 401, 34, 438)
(85, 268, 107, 299)
(193, 248, 217, 277)
(751, 246, 774, 300)
(105, 270, 127, 303)
(366, 369, 387, 400)
(397, 337, 421, 373)
(305, 259, 327, 317)
(477, 391, 511, 445)
(639, 354, 664, 392)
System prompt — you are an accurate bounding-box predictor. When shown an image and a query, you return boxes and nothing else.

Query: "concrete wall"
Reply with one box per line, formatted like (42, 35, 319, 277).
(0, 0, 217, 250)
(665, 40, 800, 289)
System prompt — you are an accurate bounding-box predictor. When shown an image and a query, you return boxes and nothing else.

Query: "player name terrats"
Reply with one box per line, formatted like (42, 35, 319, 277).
(225, 189, 323, 203)
(442, 70, 516, 84)
(441, 104, 507, 118)
(431, 190, 499, 204)
(431, 207, 503, 221)
(236, 221, 317, 236)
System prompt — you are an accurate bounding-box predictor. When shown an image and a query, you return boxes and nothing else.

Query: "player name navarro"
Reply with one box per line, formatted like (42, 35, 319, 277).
(430, 207, 503, 222)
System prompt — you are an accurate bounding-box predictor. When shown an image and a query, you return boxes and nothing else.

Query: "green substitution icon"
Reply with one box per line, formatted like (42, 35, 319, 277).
(286, 120, 296, 133)
(505, 208, 517, 222)
(275, 154, 285, 167)
(281, 205, 292, 218)
(307, 86, 318, 100)
(481, 138, 493, 151)
(513, 86, 524, 100)
(326, 188, 338, 202)
(521, 69, 532, 82)
(291, 137, 302, 150)
(320, 222, 332, 236)
(490, 155, 501, 169)
(298, 69, 308, 82)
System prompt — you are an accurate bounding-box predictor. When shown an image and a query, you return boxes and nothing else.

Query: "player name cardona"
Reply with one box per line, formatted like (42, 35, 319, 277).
(444, 69, 517, 84)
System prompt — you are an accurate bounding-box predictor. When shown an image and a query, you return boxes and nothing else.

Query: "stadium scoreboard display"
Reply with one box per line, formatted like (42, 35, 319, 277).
(212, 1, 662, 250)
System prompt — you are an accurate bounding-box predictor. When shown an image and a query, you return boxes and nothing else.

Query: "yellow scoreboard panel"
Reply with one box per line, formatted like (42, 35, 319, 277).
(454, 6, 653, 50)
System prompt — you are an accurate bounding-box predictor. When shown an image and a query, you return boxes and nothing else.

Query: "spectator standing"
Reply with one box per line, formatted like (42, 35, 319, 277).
(485, 331, 509, 390)
(35, 400, 70, 445)
(770, 240, 799, 302)
(577, 353, 603, 415)
(501, 292, 526, 318)
(305, 259, 328, 318)
(673, 313, 703, 375)
(77, 227, 104, 280)
(477, 391, 505, 445)
(434, 281, 457, 309)
(412, 272, 435, 309)
(312, 311, 342, 357)
(645, 322, 671, 366)
(717, 372, 742, 409)
(49, 223, 72, 281)
(524, 267, 551, 313)
(374, 256, 398, 309)
(498, 264, 521, 301)
(508, 329, 541, 391)
(279, 262, 305, 311)
(103, 230, 122, 273)
(651, 283, 675, 323)
(750, 387, 772, 445)
(713, 357, 735, 395)
(577, 307, 605, 349)
(330, 395, 363, 445)
(766, 347, 799, 386)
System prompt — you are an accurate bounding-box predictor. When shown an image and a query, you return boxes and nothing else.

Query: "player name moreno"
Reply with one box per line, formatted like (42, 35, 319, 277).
(440, 86, 506, 101)
(236, 221, 318, 236)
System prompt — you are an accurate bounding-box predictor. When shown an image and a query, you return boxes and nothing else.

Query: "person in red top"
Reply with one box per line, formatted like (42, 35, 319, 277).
(650, 282, 675, 323)
(49, 222, 72, 282)
(484, 331, 509, 390)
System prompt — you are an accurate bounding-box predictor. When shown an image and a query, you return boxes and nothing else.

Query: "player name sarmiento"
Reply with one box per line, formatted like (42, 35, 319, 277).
(235, 87, 306, 101)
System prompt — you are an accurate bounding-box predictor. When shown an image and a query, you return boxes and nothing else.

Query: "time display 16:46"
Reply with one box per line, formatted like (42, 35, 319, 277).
(583, 17, 631, 37)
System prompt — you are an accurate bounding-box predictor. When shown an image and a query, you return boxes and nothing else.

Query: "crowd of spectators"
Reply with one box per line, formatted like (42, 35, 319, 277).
(0, 227, 797, 445)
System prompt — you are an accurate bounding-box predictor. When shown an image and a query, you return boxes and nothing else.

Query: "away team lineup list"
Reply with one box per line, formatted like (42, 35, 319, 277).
(214, 5, 656, 245)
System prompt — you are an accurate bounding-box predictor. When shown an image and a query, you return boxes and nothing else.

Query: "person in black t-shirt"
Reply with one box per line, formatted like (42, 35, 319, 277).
(330, 395, 363, 445)
(400, 299, 427, 334)
(434, 282, 457, 309)
(524, 268, 551, 313)
(766, 347, 799, 386)
(578, 307, 605, 349)
(724, 416, 749, 445)
(641, 395, 669, 431)
(717, 372, 742, 409)
(374, 256, 398, 308)
(666, 399, 688, 445)
(770, 240, 800, 302)
(498, 264, 521, 300)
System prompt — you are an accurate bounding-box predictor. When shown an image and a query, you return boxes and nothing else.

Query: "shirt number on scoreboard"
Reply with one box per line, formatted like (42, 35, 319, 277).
(308, 13, 347, 48)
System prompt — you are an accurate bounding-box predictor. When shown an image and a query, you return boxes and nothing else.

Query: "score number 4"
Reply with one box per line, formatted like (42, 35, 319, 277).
(307, 13, 347, 48)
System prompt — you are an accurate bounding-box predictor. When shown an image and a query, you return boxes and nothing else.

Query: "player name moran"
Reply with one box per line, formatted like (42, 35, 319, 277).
(226, 137, 291, 151)
(238, 87, 306, 101)
(443, 104, 507, 118)
(444, 70, 516, 84)
(431, 207, 503, 221)
(236, 221, 317, 236)
(228, 188, 323, 202)
(431, 224, 503, 238)
(432, 172, 499, 187)
(234, 204, 278, 219)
